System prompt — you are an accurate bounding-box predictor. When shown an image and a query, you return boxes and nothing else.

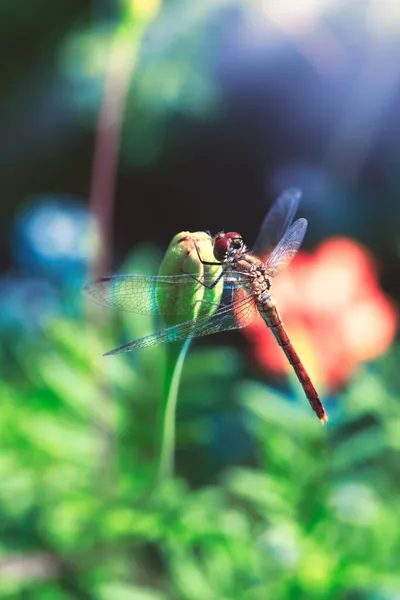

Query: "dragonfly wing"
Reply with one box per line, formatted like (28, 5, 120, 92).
(253, 188, 302, 256)
(84, 273, 245, 316)
(265, 218, 308, 277)
(104, 290, 258, 355)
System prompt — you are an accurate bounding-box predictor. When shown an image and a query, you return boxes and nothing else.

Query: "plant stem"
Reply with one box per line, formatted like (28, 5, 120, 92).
(88, 25, 139, 277)
(158, 337, 192, 483)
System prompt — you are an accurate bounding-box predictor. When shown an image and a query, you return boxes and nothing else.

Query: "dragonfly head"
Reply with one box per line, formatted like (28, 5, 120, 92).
(213, 231, 244, 262)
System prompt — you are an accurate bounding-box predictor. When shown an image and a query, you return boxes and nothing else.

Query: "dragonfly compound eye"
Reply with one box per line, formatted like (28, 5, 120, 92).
(225, 232, 243, 253)
(213, 233, 229, 261)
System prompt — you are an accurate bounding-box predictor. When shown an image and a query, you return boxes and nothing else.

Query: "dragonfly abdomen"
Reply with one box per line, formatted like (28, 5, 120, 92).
(260, 304, 328, 424)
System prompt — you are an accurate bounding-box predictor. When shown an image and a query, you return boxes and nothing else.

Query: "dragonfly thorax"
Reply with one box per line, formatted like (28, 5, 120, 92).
(213, 231, 244, 262)
(234, 255, 273, 299)
(252, 271, 272, 296)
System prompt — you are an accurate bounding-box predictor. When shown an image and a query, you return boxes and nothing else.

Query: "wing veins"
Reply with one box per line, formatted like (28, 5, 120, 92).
(105, 291, 258, 355)
(84, 271, 249, 315)
(265, 218, 308, 277)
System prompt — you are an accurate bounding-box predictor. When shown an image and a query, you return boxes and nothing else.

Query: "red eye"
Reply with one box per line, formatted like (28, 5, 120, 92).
(225, 232, 241, 240)
(213, 233, 229, 261)
(226, 232, 243, 250)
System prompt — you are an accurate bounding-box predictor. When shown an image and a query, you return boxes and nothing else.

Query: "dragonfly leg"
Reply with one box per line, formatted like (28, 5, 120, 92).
(194, 298, 220, 309)
(193, 242, 223, 266)
(182, 268, 225, 290)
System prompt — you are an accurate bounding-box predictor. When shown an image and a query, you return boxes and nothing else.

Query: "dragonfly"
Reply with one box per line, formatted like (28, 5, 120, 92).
(85, 188, 328, 423)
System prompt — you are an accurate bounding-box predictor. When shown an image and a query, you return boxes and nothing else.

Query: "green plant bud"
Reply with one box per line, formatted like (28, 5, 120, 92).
(157, 231, 223, 327)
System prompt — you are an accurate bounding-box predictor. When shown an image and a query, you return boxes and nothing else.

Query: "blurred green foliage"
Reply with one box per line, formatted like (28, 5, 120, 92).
(0, 246, 399, 599)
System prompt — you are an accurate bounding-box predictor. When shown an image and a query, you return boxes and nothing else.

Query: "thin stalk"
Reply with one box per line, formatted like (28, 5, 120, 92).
(158, 337, 192, 482)
(88, 25, 139, 277)
(87, 21, 138, 503)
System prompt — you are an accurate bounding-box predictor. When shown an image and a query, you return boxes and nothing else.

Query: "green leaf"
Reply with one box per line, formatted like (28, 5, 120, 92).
(97, 582, 167, 600)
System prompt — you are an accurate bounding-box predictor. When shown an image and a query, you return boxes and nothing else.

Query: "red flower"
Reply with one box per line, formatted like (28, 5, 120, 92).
(243, 237, 397, 392)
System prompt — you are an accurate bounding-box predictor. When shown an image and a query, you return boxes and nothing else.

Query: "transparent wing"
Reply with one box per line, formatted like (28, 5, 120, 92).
(104, 289, 259, 355)
(84, 272, 249, 316)
(253, 188, 302, 256)
(265, 218, 308, 277)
